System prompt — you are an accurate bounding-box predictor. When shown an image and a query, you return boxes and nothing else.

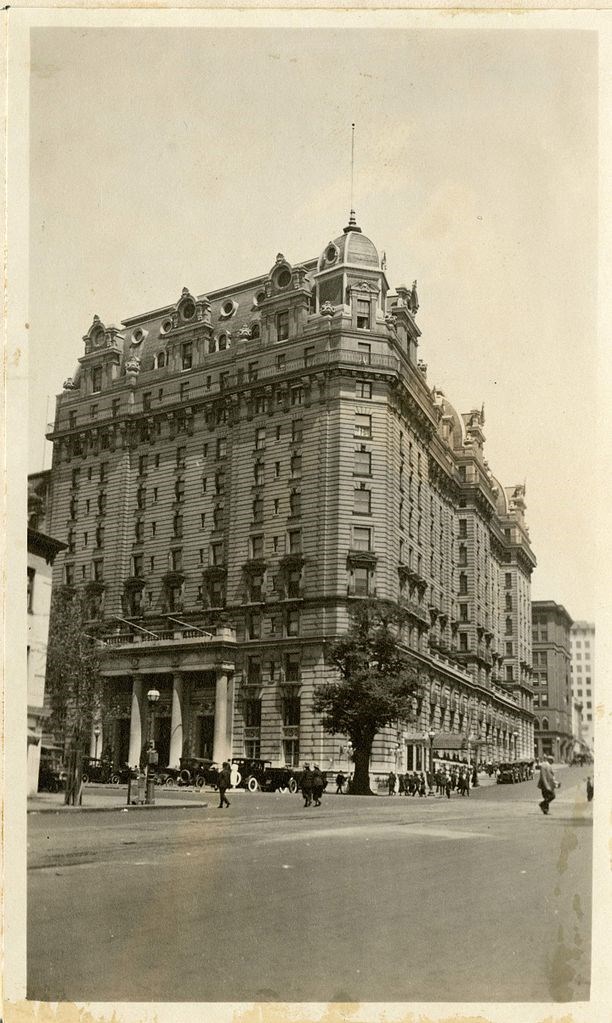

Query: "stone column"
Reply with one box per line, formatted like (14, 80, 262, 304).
(89, 718, 103, 759)
(169, 673, 184, 769)
(128, 676, 143, 768)
(212, 671, 231, 764)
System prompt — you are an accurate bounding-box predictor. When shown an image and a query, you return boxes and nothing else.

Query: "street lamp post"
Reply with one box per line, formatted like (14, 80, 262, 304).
(145, 688, 160, 805)
(93, 725, 100, 761)
(428, 728, 436, 793)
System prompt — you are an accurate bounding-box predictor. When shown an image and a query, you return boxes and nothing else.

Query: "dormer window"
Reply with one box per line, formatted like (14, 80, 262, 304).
(356, 298, 371, 330)
(277, 311, 289, 342)
(92, 367, 102, 393)
(276, 269, 291, 290)
(181, 342, 193, 370)
(181, 300, 196, 322)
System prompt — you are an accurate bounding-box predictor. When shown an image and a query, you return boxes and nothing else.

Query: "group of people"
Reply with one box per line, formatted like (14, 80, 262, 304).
(386, 767, 472, 798)
(300, 764, 326, 807)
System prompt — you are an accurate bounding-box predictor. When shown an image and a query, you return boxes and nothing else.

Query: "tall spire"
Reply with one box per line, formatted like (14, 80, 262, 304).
(344, 123, 361, 234)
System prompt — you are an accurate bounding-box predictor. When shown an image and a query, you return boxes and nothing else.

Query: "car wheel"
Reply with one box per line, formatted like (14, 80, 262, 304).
(110, 773, 121, 784)
(164, 776, 176, 787)
(195, 776, 205, 789)
(82, 773, 90, 784)
(288, 778, 298, 794)
(247, 776, 259, 792)
(278, 785, 289, 794)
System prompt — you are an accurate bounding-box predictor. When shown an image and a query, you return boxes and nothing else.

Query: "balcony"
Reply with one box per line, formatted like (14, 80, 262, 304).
(102, 624, 236, 650)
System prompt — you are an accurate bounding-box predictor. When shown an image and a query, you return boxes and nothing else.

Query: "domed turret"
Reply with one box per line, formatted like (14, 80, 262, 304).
(318, 212, 381, 272)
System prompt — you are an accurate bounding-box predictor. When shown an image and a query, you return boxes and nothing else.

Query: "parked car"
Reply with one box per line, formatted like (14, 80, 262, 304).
(82, 757, 113, 784)
(178, 757, 220, 789)
(38, 746, 67, 792)
(108, 764, 134, 785)
(231, 758, 300, 793)
(497, 763, 519, 784)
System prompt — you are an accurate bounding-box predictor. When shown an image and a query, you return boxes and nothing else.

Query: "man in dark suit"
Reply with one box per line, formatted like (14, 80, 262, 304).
(537, 756, 559, 815)
(217, 761, 231, 808)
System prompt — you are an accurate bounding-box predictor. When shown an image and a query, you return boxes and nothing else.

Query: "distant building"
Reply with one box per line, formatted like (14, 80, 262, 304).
(570, 621, 595, 751)
(531, 600, 573, 762)
(43, 214, 536, 777)
(27, 519, 66, 793)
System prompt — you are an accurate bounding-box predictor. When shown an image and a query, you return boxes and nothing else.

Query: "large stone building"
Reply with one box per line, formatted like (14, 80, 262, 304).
(44, 213, 536, 778)
(531, 600, 574, 762)
(570, 621, 595, 752)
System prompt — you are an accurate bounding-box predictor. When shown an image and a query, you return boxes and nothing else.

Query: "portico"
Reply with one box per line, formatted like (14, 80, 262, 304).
(101, 625, 237, 769)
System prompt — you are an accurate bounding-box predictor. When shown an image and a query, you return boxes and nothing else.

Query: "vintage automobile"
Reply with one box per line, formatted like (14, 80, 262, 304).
(497, 762, 520, 784)
(177, 757, 220, 789)
(108, 764, 135, 785)
(231, 758, 300, 793)
(82, 757, 114, 784)
(37, 747, 67, 792)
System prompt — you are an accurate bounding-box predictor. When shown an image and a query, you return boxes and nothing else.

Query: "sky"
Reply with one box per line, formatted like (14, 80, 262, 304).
(27, 23, 598, 620)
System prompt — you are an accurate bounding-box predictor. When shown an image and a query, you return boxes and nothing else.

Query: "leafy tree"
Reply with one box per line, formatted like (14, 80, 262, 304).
(45, 587, 105, 804)
(313, 599, 423, 794)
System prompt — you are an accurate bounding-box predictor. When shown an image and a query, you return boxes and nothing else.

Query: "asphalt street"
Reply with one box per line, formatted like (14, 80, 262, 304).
(28, 765, 592, 1004)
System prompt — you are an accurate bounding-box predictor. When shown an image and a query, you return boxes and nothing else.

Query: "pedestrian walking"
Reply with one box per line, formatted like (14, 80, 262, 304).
(387, 771, 397, 796)
(586, 776, 594, 802)
(445, 774, 452, 799)
(301, 764, 313, 807)
(418, 773, 426, 797)
(312, 766, 325, 806)
(335, 771, 346, 795)
(217, 761, 231, 808)
(537, 755, 559, 815)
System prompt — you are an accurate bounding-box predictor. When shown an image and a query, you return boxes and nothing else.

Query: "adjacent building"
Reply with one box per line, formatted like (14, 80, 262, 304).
(27, 471, 66, 792)
(44, 213, 536, 779)
(531, 600, 574, 762)
(570, 621, 595, 752)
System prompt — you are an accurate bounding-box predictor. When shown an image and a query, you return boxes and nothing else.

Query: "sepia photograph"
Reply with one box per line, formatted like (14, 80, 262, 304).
(4, 8, 609, 1022)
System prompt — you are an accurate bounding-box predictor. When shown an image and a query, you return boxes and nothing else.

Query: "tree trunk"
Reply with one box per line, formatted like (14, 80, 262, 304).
(351, 740, 374, 795)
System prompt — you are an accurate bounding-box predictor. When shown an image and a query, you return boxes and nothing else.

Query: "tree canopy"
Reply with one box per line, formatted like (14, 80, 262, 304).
(313, 599, 423, 794)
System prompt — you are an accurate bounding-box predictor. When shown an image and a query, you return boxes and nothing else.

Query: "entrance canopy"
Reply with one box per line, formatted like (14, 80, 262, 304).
(432, 732, 468, 752)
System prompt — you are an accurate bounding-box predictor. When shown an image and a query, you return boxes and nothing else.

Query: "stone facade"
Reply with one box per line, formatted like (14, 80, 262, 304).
(531, 600, 574, 761)
(569, 620, 595, 752)
(45, 215, 536, 777)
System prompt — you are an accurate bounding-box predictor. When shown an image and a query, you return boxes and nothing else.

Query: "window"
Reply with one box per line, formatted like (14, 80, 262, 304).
(291, 386, 304, 407)
(136, 486, 146, 510)
(138, 454, 148, 476)
(275, 461, 281, 478)
(458, 545, 467, 566)
(143, 392, 152, 412)
(171, 549, 183, 572)
(285, 654, 301, 683)
(458, 573, 468, 596)
(304, 346, 315, 367)
(254, 394, 267, 415)
(273, 499, 280, 516)
(505, 665, 514, 682)
(288, 530, 302, 554)
(354, 413, 372, 439)
(181, 342, 193, 370)
(356, 381, 372, 399)
(291, 419, 303, 444)
(249, 574, 264, 602)
(356, 298, 370, 329)
(505, 573, 512, 588)
(352, 566, 372, 596)
(149, 556, 155, 573)
(132, 554, 143, 578)
(277, 311, 289, 341)
(180, 381, 189, 402)
(459, 604, 468, 622)
(253, 461, 264, 486)
(255, 428, 266, 451)
(250, 535, 264, 560)
(248, 613, 262, 639)
(459, 633, 468, 651)
(213, 506, 225, 531)
(353, 450, 372, 476)
(112, 399, 120, 418)
(289, 491, 301, 517)
(215, 471, 225, 495)
(243, 698, 262, 728)
(92, 367, 102, 393)
(505, 594, 512, 611)
(98, 493, 107, 515)
(287, 568, 302, 598)
(90, 404, 98, 419)
(27, 568, 35, 612)
(71, 468, 80, 488)
(283, 739, 300, 768)
(354, 488, 371, 515)
(65, 564, 74, 585)
(134, 519, 144, 543)
(506, 642, 513, 656)
(458, 519, 467, 539)
(248, 361, 259, 382)
(216, 438, 227, 460)
(252, 497, 264, 524)
(211, 542, 225, 566)
(286, 610, 300, 636)
(353, 526, 371, 551)
(276, 354, 286, 371)
(173, 514, 183, 539)
(290, 454, 302, 477)
(95, 526, 104, 548)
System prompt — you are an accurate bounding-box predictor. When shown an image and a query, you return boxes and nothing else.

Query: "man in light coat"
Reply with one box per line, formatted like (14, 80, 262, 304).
(537, 755, 559, 815)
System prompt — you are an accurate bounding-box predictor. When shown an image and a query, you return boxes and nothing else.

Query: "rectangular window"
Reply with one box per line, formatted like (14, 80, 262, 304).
(506, 642, 513, 656)
(252, 497, 264, 524)
(288, 530, 302, 554)
(283, 739, 300, 768)
(134, 519, 144, 543)
(291, 419, 303, 444)
(291, 386, 304, 407)
(353, 526, 371, 551)
(253, 461, 264, 486)
(180, 381, 189, 402)
(213, 505, 225, 531)
(353, 566, 371, 596)
(354, 413, 372, 439)
(459, 603, 468, 622)
(356, 381, 372, 399)
(174, 479, 185, 503)
(458, 519, 467, 539)
(250, 534, 264, 560)
(285, 654, 301, 683)
(353, 450, 372, 476)
(276, 354, 286, 371)
(304, 346, 315, 368)
(142, 391, 152, 412)
(248, 361, 259, 382)
(505, 573, 512, 588)
(112, 399, 120, 418)
(65, 564, 74, 586)
(290, 454, 302, 477)
(356, 299, 370, 330)
(277, 311, 289, 341)
(138, 454, 148, 476)
(248, 613, 262, 640)
(459, 632, 468, 651)
(287, 568, 302, 598)
(288, 491, 301, 518)
(173, 514, 183, 539)
(211, 542, 225, 566)
(286, 610, 300, 636)
(171, 549, 182, 572)
(243, 698, 262, 728)
(255, 427, 266, 450)
(92, 367, 102, 393)
(354, 488, 371, 515)
(216, 438, 227, 460)
(95, 526, 104, 548)
(176, 446, 186, 468)
(132, 554, 143, 578)
(181, 342, 193, 370)
(458, 573, 468, 595)
(90, 404, 98, 419)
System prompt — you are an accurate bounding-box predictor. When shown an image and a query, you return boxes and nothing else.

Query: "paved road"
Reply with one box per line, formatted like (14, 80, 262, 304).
(28, 765, 592, 1004)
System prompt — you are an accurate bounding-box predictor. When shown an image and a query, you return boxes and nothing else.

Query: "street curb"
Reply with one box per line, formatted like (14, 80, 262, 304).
(27, 801, 210, 814)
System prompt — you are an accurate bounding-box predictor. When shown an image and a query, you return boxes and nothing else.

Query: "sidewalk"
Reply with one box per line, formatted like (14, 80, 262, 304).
(28, 786, 214, 814)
